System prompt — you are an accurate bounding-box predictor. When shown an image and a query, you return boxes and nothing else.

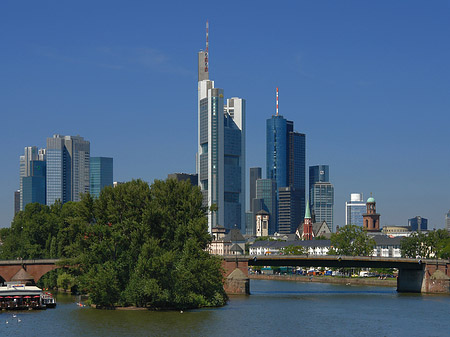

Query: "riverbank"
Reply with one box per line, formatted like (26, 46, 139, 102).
(249, 274, 397, 287)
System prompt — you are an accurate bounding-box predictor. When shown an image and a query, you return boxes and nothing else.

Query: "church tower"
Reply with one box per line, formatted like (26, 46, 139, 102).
(302, 201, 313, 240)
(363, 195, 380, 232)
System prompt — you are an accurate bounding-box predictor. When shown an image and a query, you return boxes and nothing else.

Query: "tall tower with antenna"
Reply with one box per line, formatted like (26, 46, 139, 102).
(266, 87, 306, 234)
(197, 21, 246, 233)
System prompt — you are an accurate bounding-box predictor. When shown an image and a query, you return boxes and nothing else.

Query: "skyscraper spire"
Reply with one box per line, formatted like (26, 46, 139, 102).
(205, 20, 209, 73)
(276, 87, 279, 116)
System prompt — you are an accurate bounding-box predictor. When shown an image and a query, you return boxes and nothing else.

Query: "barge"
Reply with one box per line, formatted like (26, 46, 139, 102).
(0, 283, 56, 310)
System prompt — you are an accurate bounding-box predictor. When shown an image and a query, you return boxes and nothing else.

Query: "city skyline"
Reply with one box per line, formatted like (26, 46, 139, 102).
(1, 1, 450, 229)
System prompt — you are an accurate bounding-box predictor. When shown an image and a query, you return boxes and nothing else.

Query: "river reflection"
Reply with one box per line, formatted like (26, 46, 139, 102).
(1, 280, 449, 337)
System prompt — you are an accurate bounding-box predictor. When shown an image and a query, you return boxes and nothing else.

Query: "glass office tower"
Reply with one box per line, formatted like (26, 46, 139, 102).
(345, 193, 365, 227)
(46, 134, 90, 205)
(90, 157, 113, 198)
(256, 178, 277, 235)
(266, 113, 306, 234)
(309, 165, 334, 232)
(22, 160, 46, 209)
(408, 216, 428, 232)
(197, 36, 245, 232)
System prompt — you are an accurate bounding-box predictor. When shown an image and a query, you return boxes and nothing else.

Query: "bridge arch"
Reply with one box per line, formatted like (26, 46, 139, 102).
(0, 259, 62, 284)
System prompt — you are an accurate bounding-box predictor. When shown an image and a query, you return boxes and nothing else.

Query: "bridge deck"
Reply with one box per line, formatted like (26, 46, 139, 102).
(223, 255, 448, 270)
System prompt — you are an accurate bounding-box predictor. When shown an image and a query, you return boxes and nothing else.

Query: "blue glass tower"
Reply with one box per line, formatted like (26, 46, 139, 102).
(266, 111, 306, 234)
(266, 115, 288, 190)
(90, 157, 113, 198)
(22, 160, 46, 209)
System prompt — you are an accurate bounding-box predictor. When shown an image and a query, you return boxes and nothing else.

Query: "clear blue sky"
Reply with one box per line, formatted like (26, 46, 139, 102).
(1, 1, 449, 229)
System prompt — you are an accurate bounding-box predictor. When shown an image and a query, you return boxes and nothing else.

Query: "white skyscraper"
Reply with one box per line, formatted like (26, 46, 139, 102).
(345, 193, 366, 227)
(197, 22, 245, 232)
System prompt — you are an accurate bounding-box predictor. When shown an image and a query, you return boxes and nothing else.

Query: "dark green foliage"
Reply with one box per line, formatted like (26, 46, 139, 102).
(401, 229, 450, 259)
(0, 179, 227, 309)
(328, 225, 376, 256)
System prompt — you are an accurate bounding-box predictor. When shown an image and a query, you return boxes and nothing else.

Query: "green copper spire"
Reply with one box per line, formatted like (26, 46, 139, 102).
(305, 200, 311, 219)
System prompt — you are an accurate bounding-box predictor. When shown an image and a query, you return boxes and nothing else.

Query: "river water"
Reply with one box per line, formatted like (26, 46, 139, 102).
(1, 280, 449, 336)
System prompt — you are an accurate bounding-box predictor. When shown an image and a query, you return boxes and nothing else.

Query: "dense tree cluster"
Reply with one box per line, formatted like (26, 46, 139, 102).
(400, 229, 450, 259)
(0, 179, 227, 309)
(328, 225, 376, 256)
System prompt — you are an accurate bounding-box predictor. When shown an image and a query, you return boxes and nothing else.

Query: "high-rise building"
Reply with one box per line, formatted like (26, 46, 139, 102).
(46, 134, 90, 205)
(266, 89, 306, 233)
(309, 165, 329, 193)
(22, 160, 46, 209)
(196, 22, 245, 232)
(345, 193, 365, 227)
(278, 186, 302, 234)
(249, 167, 262, 212)
(446, 211, 450, 232)
(408, 216, 428, 232)
(256, 179, 277, 235)
(14, 190, 20, 215)
(19, 146, 46, 210)
(310, 182, 334, 232)
(309, 165, 334, 232)
(90, 157, 113, 198)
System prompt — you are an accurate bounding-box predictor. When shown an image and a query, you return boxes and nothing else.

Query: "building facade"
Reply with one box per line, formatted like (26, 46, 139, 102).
(90, 157, 113, 198)
(22, 160, 46, 209)
(256, 179, 277, 235)
(266, 103, 306, 234)
(309, 165, 334, 232)
(46, 134, 90, 205)
(249, 167, 262, 212)
(196, 27, 245, 232)
(408, 216, 428, 232)
(345, 193, 366, 227)
(19, 147, 46, 210)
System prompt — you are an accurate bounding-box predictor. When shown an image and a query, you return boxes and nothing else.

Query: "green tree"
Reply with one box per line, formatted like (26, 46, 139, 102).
(401, 230, 450, 258)
(328, 225, 375, 256)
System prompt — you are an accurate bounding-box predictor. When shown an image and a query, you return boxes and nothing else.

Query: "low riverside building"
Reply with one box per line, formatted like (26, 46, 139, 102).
(209, 226, 246, 255)
(249, 235, 402, 258)
(372, 235, 402, 258)
(249, 240, 331, 256)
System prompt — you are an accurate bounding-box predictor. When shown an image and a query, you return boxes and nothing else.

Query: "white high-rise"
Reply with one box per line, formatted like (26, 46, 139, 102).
(197, 22, 245, 232)
(345, 193, 366, 227)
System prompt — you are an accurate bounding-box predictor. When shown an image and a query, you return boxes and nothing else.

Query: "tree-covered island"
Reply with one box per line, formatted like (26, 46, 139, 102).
(0, 179, 228, 309)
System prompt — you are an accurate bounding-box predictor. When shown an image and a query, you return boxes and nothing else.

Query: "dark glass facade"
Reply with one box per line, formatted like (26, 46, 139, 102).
(22, 160, 46, 208)
(266, 115, 306, 233)
(90, 157, 113, 198)
(408, 216, 428, 232)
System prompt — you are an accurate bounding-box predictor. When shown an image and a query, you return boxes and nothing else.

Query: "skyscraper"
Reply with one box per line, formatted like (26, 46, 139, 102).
(249, 167, 262, 212)
(266, 89, 306, 233)
(19, 146, 46, 210)
(345, 193, 365, 227)
(46, 134, 90, 205)
(309, 165, 334, 231)
(197, 22, 245, 232)
(256, 178, 277, 235)
(90, 157, 113, 198)
(22, 160, 46, 209)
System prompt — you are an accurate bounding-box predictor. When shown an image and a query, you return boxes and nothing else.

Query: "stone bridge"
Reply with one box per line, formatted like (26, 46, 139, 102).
(0, 259, 61, 284)
(222, 255, 450, 295)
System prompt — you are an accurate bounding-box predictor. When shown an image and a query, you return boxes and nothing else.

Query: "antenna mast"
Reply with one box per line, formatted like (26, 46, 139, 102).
(276, 87, 279, 116)
(205, 20, 209, 73)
